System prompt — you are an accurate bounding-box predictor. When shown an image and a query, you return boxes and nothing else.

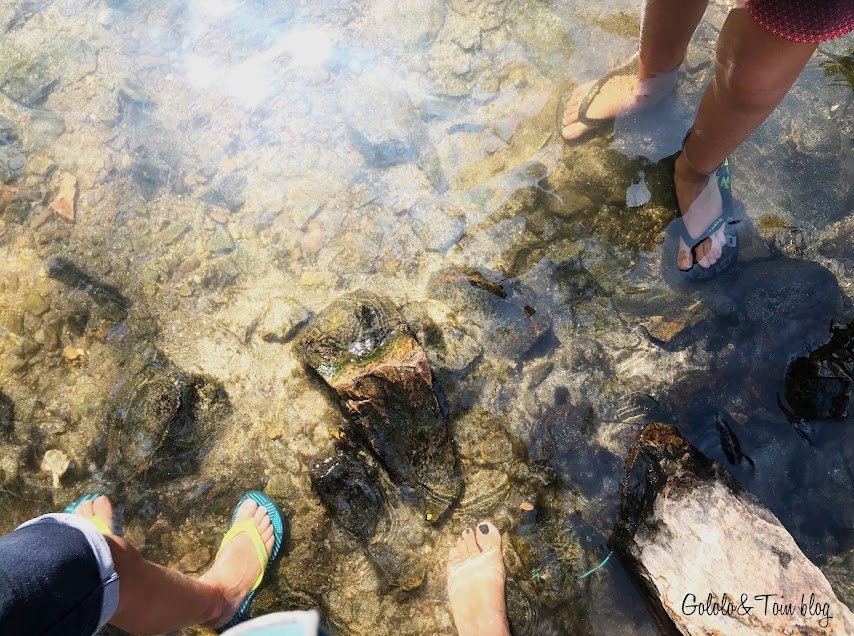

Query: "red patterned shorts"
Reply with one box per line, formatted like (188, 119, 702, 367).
(740, 0, 854, 43)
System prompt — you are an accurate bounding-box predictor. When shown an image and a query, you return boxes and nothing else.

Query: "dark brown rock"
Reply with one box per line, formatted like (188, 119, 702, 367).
(296, 292, 462, 521)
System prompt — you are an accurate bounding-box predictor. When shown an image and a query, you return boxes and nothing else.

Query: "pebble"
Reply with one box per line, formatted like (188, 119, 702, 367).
(41, 449, 70, 489)
(300, 220, 324, 253)
(177, 284, 193, 297)
(63, 345, 83, 361)
(50, 173, 78, 223)
(22, 293, 50, 316)
(9, 155, 25, 171)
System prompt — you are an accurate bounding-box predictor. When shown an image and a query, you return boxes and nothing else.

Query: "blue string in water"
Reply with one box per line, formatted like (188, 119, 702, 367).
(579, 551, 613, 580)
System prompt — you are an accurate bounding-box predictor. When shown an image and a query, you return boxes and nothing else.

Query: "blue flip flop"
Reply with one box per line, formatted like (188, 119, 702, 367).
(64, 492, 112, 535)
(64, 492, 102, 514)
(675, 157, 739, 282)
(219, 491, 287, 630)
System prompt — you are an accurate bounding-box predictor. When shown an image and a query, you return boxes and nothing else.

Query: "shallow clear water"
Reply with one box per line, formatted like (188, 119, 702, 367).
(0, 0, 852, 634)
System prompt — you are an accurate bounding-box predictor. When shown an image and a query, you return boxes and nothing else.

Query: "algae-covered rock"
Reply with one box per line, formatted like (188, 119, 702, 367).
(296, 292, 462, 520)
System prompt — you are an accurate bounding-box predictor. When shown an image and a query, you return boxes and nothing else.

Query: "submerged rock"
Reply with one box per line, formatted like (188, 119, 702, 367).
(47, 256, 132, 321)
(296, 292, 462, 520)
(0, 391, 13, 441)
(785, 320, 853, 420)
(430, 269, 551, 361)
(312, 452, 428, 591)
(103, 353, 229, 483)
(613, 423, 854, 635)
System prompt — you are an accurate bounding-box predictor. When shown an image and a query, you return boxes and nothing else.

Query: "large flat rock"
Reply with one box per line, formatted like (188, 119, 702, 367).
(613, 423, 854, 635)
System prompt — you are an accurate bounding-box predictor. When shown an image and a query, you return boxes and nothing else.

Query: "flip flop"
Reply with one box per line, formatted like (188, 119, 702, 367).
(64, 492, 112, 535)
(675, 157, 739, 282)
(557, 53, 639, 142)
(219, 491, 287, 631)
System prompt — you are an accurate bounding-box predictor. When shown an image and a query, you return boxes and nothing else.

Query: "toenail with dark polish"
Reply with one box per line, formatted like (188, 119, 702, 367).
(465, 528, 471, 534)
(479, 524, 489, 534)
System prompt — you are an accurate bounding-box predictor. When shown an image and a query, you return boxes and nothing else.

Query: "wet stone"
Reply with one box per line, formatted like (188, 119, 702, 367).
(47, 257, 131, 321)
(103, 353, 230, 484)
(785, 320, 853, 420)
(296, 291, 463, 520)
(21, 293, 49, 316)
(429, 269, 551, 361)
(204, 174, 248, 211)
(312, 452, 429, 591)
(124, 162, 164, 202)
(259, 300, 311, 344)
(0, 391, 13, 441)
(23, 112, 65, 152)
(613, 423, 854, 635)
(408, 204, 465, 253)
(0, 35, 96, 107)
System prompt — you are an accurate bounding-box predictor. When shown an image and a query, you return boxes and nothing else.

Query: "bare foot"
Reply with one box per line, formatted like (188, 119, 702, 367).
(674, 153, 726, 271)
(198, 498, 276, 628)
(73, 495, 115, 534)
(447, 522, 510, 636)
(561, 62, 678, 140)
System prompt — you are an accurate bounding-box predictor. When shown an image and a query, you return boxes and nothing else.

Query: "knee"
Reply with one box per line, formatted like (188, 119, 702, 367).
(713, 54, 788, 112)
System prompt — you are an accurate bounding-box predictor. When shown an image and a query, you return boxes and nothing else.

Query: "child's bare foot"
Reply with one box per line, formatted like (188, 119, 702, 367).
(674, 153, 726, 270)
(73, 495, 115, 534)
(198, 498, 276, 628)
(561, 60, 678, 140)
(447, 522, 510, 636)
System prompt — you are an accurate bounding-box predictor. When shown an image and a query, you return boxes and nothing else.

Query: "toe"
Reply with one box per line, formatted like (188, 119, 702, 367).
(92, 496, 114, 532)
(677, 238, 694, 271)
(461, 527, 480, 557)
(697, 239, 716, 268)
(253, 503, 269, 525)
(474, 521, 501, 553)
(261, 525, 275, 552)
(561, 122, 589, 140)
(76, 499, 94, 520)
(235, 498, 259, 523)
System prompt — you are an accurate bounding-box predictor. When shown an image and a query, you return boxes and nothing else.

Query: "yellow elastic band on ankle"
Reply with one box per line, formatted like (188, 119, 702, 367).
(90, 517, 112, 535)
(216, 519, 269, 592)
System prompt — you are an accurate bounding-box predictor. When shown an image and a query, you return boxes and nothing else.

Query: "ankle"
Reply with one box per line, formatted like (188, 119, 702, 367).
(637, 52, 683, 80)
(675, 153, 711, 183)
(197, 570, 229, 625)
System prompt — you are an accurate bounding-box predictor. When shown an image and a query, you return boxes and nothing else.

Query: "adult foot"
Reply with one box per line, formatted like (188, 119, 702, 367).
(561, 59, 678, 140)
(73, 495, 114, 534)
(447, 522, 510, 636)
(674, 152, 726, 270)
(199, 498, 276, 628)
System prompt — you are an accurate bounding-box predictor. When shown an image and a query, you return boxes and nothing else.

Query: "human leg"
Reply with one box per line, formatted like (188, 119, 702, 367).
(446, 521, 510, 636)
(104, 496, 276, 634)
(0, 512, 118, 636)
(674, 7, 817, 270)
(561, 0, 709, 140)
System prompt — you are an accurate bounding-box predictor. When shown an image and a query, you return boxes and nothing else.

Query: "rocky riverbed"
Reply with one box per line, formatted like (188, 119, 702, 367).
(0, 0, 852, 635)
